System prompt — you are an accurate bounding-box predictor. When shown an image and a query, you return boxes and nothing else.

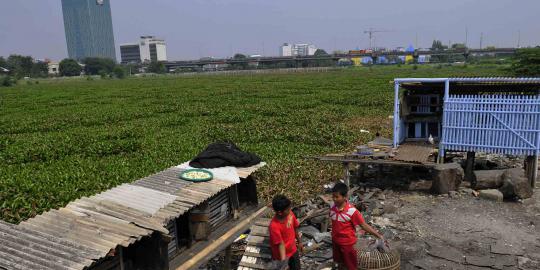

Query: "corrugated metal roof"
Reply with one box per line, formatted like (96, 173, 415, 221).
(393, 143, 435, 164)
(0, 162, 266, 270)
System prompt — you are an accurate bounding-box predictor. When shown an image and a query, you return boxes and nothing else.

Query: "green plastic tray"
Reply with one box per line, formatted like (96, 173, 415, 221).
(179, 169, 213, 182)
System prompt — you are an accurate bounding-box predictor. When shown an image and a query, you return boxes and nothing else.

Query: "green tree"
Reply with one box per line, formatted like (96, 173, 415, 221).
(31, 61, 48, 78)
(313, 49, 329, 56)
(7, 55, 33, 79)
(112, 65, 126, 79)
(0, 75, 15, 87)
(0, 57, 7, 69)
(511, 47, 540, 76)
(83, 57, 116, 75)
(59, 59, 82, 77)
(147, 61, 166, 74)
(231, 54, 248, 70)
(431, 40, 447, 51)
(451, 43, 467, 50)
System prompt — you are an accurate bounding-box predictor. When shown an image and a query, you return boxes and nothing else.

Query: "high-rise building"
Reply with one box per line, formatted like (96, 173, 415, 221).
(61, 0, 116, 61)
(120, 36, 167, 64)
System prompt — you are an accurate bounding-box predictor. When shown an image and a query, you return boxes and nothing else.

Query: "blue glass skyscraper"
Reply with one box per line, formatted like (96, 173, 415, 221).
(61, 0, 116, 61)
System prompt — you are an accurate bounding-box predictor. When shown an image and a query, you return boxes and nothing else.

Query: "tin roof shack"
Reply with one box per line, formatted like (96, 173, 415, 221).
(393, 77, 540, 187)
(0, 162, 266, 270)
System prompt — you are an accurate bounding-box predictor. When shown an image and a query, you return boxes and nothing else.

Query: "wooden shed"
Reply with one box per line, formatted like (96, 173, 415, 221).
(0, 162, 266, 270)
(393, 77, 540, 186)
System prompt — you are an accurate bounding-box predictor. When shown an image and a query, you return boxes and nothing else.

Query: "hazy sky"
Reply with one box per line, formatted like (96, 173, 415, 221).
(1, 0, 539, 61)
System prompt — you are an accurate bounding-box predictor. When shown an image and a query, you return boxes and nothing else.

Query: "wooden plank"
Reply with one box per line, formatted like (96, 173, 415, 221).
(247, 235, 269, 245)
(249, 226, 269, 237)
(243, 251, 272, 259)
(173, 206, 268, 270)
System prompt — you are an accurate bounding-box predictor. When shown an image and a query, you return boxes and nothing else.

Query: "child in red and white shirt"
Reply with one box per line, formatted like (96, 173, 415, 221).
(330, 182, 384, 270)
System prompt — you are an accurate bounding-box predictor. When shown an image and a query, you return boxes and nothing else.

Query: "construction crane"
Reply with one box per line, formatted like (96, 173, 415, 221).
(364, 28, 393, 49)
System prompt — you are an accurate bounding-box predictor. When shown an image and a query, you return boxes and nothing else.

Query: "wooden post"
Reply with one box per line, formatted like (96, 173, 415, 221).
(119, 248, 125, 270)
(465, 152, 476, 187)
(533, 156, 538, 188)
(223, 245, 232, 270)
(343, 162, 350, 187)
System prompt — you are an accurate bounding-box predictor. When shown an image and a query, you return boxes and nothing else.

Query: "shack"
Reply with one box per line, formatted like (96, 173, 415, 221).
(393, 77, 540, 187)
(0, 162, 266, 270)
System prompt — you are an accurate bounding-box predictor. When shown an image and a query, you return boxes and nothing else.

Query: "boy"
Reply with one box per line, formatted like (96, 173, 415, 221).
(330, 182, 384, 270)
(269, 195, 303, 270)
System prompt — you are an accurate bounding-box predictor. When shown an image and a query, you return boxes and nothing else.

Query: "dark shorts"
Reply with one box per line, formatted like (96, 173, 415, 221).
(332, 243, 357, 270)
(288, 251, 301, 270)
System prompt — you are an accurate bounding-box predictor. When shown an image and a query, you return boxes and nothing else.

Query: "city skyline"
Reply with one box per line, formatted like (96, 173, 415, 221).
(0, 0, 539, 61)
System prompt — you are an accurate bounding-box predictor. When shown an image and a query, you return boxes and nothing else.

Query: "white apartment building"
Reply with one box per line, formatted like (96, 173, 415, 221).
(280, 43, 317, 57)
(120, 36, 167, 64)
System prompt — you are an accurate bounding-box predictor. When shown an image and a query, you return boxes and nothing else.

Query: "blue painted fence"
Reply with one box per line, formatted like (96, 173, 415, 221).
(442, 95, 540, 156)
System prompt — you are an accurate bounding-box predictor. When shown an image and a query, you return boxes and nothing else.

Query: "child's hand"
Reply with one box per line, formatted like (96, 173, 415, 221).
(298, 242, 304, 254)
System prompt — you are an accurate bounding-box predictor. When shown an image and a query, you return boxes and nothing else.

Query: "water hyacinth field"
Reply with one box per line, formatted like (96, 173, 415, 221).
(0, 65, 506, 223)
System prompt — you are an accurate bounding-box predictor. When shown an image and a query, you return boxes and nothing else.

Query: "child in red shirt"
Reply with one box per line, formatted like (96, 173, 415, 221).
(330, 182, 384, 270)
(269, 195, 303, 270)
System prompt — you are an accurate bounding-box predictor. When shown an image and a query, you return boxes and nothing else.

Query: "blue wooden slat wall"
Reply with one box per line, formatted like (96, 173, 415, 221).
(442, 95, 540, 156)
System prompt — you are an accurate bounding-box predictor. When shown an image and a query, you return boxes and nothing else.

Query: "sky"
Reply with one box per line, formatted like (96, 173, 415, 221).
(0, 0, 539, 61)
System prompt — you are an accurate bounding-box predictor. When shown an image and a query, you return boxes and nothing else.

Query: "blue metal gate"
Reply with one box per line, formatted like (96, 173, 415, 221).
(442, 95, 540, 156)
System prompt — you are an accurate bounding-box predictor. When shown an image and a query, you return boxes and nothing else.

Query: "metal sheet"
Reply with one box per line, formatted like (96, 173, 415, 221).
(393, 143, 435, 164)
(0, 162, 266, 270)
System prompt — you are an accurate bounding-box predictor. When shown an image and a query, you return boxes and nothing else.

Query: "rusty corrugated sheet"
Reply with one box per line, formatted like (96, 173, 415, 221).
(0, 162, 266, 270)
(393, 143, 435, 164)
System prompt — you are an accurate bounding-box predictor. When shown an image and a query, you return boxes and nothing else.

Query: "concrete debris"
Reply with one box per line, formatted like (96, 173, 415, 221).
(474, 169, 506, 190)
(479, 189, 504, 202)
(431, 163, 464, 194)
(490, 240, 525, 256)
(499, 168, 533, 200)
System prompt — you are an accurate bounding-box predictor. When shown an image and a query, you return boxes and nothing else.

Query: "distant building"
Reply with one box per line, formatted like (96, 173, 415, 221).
(280, 43, 317, 57)
(293, 44, 317, 56)
(280, 43, 293, 57)
(48, 62, 60, 75)
(418, 55, 432, 63)
(61, 0, 116, 60)
(120, 44, 141, 64)
(120, 36, 167, 64)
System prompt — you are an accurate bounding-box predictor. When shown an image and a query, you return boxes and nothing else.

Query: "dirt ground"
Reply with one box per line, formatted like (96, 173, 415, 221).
(202, 177, 540, 270)
(387, 181, 540, 270)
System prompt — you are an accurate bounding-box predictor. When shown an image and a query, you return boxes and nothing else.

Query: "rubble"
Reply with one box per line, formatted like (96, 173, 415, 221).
(479, 189, 504, 202)
(474, 169, 505, 189)
(231, 164, 539, 270)
(430, 163, 464, 194)
(499, 168, 533, 200)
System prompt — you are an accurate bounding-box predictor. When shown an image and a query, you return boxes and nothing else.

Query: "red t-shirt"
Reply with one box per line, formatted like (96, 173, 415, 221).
(269, 213, 299, 260)
(330, 201, 365, 246)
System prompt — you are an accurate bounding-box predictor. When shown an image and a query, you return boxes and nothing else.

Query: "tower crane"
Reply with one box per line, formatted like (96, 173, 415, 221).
(364, 28, 393, 49)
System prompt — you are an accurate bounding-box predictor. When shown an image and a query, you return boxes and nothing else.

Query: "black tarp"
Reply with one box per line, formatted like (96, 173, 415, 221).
(189, 142, 261, 169)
